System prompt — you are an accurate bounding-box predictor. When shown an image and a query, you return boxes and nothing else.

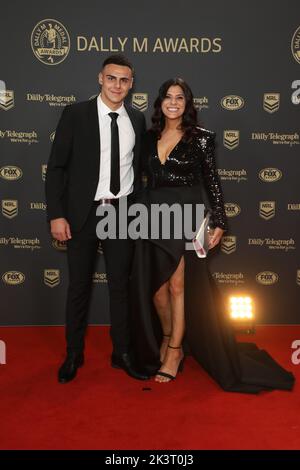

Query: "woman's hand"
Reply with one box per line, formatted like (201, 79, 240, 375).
(208, 227, 225, 250)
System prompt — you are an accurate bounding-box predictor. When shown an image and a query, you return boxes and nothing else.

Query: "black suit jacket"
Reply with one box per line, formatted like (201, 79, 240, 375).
(45, 97, 146, 232)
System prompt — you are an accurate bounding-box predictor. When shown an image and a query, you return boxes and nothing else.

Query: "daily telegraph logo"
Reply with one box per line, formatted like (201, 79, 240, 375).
(218, 169, 248, 182)
(31, 19, 70, 65)
(291, 26, 300, 64)
(221, 236, 236, 254)
(220, 95, 244, 110)
(0, 130, 38, 145)
(259, 168, 282, 182)
(27, 93, 76, 106)
(224, 203, 241, 218)
(263, 93, 280, 113)
(44, 269, 60, 287)
(132, 93, 148, 112)
(223, 130, 239, 150)
(2, 271, 25, 285)
(2, 200, 18, 219)
(256, 271, 278, 285)
(0, 90, 14, 111)
(259, 201, 275, 220)
(193, 97, 209, 110)
(252, 132, 299, 145)
(288, 203, 300, 210)
(0, 166, 22, 181)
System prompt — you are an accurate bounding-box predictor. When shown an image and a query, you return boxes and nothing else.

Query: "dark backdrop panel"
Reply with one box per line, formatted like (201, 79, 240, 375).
(1, 0, 299, 325)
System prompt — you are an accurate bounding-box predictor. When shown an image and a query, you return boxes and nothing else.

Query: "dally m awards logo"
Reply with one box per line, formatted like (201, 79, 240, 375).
(0, 90, 14, 111)
(44, 269, 60, 287)
(221, 95, 244, 110)
(31, 19, 70, 65)
(263, 93, 280, 113)
(256, 271, 278, 285)
(291, 26, 300, 64)
(2, 200, 18, 219)
(223, 130, 239, 150)
(221, 236, 236, 254)
(259, 201, 275, 220)
(132, 93, 148, 112)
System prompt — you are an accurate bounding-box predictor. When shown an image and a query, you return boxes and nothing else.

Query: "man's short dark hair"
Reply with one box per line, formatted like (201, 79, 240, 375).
(102, 54, 134, 75)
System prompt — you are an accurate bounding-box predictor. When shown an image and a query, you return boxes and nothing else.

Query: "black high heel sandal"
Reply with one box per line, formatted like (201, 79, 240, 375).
(155, 345, 185, 381)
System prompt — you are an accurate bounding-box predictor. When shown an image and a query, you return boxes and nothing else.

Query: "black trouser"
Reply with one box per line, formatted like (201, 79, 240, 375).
(65, 201, 133, 356)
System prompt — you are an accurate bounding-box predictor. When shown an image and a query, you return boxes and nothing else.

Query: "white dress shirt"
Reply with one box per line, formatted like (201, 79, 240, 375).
(94, 95, 135, 200)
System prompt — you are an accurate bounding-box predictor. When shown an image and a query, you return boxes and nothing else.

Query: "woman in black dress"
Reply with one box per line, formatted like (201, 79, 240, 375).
(130, 78, 294, 393)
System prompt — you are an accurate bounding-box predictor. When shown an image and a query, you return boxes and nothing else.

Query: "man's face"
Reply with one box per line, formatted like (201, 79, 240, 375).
(99, 63, 133, 109)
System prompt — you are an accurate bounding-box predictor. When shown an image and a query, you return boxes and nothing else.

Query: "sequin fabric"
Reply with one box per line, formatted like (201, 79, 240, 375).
(143, 128, 228, 230)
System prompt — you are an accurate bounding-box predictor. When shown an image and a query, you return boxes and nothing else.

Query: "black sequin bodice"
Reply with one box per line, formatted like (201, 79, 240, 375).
(142, 128, 228, 230)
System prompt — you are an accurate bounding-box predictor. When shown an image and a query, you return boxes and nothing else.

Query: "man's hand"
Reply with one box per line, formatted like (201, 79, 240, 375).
(208, 227, 225, 250)
(50, 218, 72, 241)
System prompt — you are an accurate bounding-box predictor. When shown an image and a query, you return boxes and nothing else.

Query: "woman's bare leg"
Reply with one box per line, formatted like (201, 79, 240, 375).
(155, 256, 185, 383)
(153, 282, 172, 362)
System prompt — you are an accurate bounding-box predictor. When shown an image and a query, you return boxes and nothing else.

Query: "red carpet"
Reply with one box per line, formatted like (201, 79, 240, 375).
(0, 325, 299, 450)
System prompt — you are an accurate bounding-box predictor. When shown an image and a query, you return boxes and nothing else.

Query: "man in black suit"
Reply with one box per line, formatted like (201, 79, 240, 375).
(45, 54, 148, 383)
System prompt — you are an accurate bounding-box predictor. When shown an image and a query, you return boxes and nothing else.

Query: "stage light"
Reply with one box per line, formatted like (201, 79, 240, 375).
(229, 296, 255, 333)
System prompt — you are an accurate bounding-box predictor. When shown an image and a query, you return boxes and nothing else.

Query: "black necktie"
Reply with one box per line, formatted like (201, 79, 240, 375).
(108, 112, 120, 196)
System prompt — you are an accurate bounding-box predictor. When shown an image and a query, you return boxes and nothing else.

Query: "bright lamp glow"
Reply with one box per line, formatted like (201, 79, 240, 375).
(229, 296, 254, 320)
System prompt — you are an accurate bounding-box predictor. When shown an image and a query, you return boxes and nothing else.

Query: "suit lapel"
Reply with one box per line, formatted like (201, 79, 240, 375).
(88, 97, 101, 171)
(125, 104, 140, 179)
(125, 103, 139, 137)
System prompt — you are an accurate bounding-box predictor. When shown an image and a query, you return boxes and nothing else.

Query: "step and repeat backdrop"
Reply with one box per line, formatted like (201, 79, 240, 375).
(1, 0, 299, 325)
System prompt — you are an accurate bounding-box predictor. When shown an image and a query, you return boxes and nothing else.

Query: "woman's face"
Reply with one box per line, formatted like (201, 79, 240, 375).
(161, 85, 186, 121)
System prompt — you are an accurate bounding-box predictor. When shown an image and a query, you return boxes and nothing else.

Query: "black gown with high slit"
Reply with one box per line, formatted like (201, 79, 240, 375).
(130, 128, 295, 393)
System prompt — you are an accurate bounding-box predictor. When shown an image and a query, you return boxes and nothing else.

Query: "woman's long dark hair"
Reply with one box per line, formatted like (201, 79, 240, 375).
(151, 78, 200, 142)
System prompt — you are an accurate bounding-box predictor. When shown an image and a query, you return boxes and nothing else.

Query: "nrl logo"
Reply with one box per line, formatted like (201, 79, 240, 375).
(44, 269, 60, 287)
(2, 200, 18, 219)
(263, 93, 280, 113)
(259, 201, 275, 220)
(223, 130, 239, 150)
(0, 90, 14, 111)
(132, 93, 148, 112)
(221, 236, 236, 254)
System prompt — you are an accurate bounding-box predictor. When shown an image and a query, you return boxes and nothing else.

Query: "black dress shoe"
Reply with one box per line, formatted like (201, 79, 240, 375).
(111, 353, 149, 381)
(58, 352, 84, 384)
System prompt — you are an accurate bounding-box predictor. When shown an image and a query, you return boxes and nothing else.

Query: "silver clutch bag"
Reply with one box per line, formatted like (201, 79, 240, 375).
(192, 211, 214, 258)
